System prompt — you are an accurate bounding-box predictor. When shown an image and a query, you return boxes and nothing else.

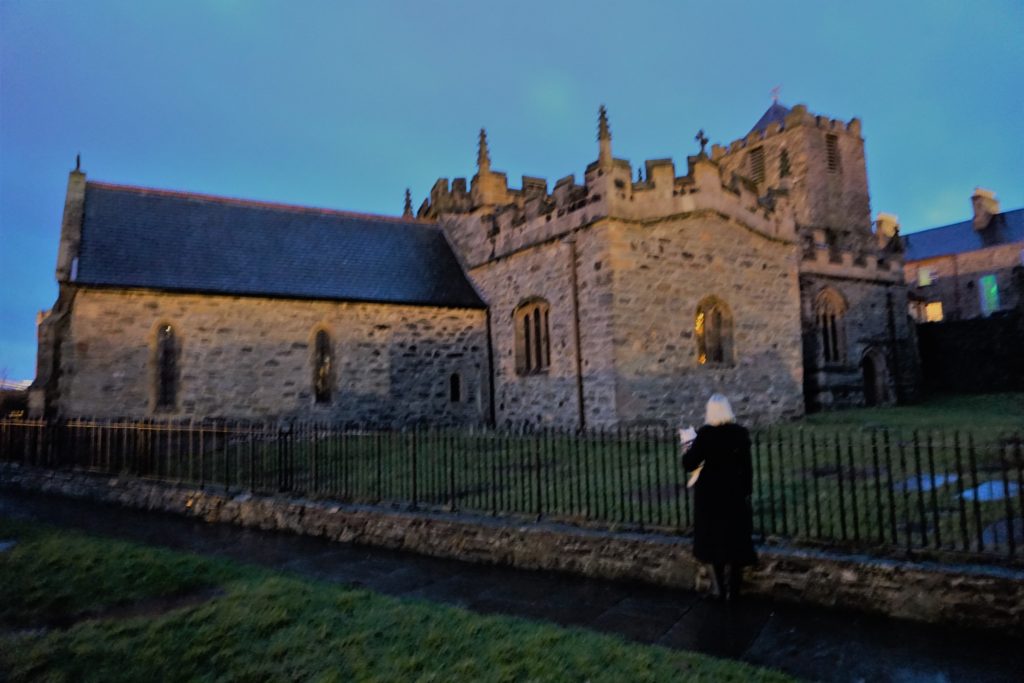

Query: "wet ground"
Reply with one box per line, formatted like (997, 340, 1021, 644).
(1, 489, 1021, 682)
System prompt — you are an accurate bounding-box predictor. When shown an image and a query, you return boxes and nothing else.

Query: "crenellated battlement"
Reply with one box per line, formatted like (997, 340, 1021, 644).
(711, 104, 863, 162)
(420, 109, 801, 268)
(799, 225, 905, 282)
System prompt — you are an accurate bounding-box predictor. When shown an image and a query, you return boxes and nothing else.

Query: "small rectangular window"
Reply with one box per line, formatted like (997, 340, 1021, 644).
(917, 267, 934, 287)
(749, 147, 765, 184)
(826, 134, 840, 173)
(924, 301, 944, 322)
(979, 274, 1000, 315)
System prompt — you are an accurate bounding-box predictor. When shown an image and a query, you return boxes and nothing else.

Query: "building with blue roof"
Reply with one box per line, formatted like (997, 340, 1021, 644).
(902, 189, 1023, 322)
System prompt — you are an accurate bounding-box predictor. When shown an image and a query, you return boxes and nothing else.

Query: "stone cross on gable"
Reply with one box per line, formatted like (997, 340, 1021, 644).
(695, 129, 708, 156)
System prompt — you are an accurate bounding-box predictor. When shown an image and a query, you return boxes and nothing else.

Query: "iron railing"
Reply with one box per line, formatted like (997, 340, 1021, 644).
(1, 418, 1021, 563)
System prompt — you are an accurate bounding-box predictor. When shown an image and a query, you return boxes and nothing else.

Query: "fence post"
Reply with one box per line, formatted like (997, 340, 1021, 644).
(999, 436, 1016, 558)
(534, 429, 543, 521)
(410, 427, 418, 509)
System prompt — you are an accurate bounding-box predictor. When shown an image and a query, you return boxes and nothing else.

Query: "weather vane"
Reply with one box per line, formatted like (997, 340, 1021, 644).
(695, 129, 708, 156)
(771, 85, 781, 103)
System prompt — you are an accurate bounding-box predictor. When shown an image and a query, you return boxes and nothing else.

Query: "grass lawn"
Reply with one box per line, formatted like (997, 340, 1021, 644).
(0, 518, 792, 682)
(797, 392, 1024, 431)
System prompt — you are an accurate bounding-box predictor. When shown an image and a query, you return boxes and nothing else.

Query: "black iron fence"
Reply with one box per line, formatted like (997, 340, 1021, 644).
(1, 418, 1022, 563)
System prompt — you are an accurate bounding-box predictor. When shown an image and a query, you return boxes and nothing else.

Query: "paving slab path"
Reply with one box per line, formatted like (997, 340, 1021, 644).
(1, 489, 1021, 682)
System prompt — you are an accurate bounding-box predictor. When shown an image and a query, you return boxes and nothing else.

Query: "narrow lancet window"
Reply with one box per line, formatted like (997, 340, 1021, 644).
(695, 298, 733, 366)
(826, 134, 840, 173)
(449, 373, 462, 403)
(515, 299, 551, 375)
(156, 324, 177, 410)
(750, 146, 765, 184)
(314, 329, 333, 404)
(815, 289, 847, 365)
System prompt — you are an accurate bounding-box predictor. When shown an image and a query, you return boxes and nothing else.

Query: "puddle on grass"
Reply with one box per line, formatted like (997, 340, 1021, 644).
(960, 481, 1020, 502)
(0, 540, 16, 553)
(982, 517, 1024, 546)
(895, 474, 959, 492)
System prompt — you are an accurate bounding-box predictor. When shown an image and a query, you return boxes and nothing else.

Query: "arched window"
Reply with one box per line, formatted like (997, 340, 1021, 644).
(155, 324, 178, 410)
(449, 373, 462, 403)
(695, 297, 733, 365)
(514, 299, 551, 375)
(313, 329, 333, 404)
(815, 288, 847, 365)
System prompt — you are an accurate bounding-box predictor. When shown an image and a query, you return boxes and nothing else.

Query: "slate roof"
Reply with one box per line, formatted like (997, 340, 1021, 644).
(749, 102, 791, 134)
(75, 182, 486, 309)
(901, 208, 1024, 262)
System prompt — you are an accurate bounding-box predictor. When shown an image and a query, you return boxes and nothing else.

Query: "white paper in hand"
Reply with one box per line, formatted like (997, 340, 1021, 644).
(678, 426, 697, 448)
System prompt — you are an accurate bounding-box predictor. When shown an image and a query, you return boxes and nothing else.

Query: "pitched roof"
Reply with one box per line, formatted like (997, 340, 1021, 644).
(75, 182, 485, 309)
(749, 102, 791, 134)
(901, 208, 1024, 261)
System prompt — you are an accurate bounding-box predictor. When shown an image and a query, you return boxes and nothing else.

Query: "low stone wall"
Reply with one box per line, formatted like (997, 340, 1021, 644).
(3, 463, 1022, 634)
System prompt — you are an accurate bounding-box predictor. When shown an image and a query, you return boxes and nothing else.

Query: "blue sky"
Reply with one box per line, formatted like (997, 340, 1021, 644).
(1, 0, 1022, 381)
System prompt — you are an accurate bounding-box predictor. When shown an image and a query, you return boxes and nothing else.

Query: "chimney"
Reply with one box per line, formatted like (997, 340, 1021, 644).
(972, 188, 1000, 230)
(875, 213, 900, 249)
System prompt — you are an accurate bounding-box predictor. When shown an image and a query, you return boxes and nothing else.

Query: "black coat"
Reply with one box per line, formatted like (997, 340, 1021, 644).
(682, 423, 757, 566)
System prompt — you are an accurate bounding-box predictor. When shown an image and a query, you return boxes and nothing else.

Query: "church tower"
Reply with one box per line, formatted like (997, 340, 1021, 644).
(714, 101, 872, 257)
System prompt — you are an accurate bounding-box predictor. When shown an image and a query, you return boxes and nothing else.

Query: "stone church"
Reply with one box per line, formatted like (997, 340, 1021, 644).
(30, 102, 919, 428)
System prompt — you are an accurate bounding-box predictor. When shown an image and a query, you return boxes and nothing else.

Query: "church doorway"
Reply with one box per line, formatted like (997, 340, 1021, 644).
(861, 349, 888, 406)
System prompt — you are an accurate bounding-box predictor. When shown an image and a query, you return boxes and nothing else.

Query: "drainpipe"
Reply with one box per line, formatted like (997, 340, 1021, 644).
(568, 239, 586, 431)
(485, 309, 497, 427)
(951, 254, 961, 320)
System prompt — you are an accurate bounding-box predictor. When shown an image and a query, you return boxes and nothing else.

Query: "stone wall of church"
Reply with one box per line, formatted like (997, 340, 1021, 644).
(800, 272, 919, 410)
(606, 214, 805, 427)
(56, 288, 489, 424)
(466, 224, 618, 429)
(786, 121, 870, 238)
(714, 106, 873, 250)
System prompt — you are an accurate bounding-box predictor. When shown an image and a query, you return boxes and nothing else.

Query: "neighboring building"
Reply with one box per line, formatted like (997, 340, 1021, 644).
(903, 190, 1024, 322)
(30, 102, 919, 427)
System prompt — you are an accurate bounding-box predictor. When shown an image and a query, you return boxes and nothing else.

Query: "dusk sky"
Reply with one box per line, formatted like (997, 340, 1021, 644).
(1, 0, 1022, 382)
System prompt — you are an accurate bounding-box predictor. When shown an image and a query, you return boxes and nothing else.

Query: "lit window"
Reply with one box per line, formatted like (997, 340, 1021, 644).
(313, 329, 333, 404)
(924, 301, 944, 322)
(514, 299, 551, 375)
(695, 297, 733, 365)
(917, 267, 934, 287)
(979, 275, 1000, 315)
(155, 324, 178, 410)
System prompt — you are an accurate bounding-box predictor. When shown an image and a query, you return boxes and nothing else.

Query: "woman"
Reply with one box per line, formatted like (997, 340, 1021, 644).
(682, 394, 756, 600)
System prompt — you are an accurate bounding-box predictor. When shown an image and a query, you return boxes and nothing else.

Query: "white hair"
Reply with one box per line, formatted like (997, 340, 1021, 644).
(705, 393, 736, 426)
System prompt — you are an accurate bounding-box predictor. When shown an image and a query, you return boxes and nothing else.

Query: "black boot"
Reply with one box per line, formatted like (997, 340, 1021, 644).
(711, 563, 727, 601)
(726, 564, 743, 602)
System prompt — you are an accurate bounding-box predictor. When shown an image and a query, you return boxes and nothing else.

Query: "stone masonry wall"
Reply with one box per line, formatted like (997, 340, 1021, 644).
(57, 288, 489, 424)
(4, 465, 1021, 634)
(466, 225, 617, 428)
(800, 274, 919, 409)
(715, 106, 872, 246)
(606, 214, 805, 426)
